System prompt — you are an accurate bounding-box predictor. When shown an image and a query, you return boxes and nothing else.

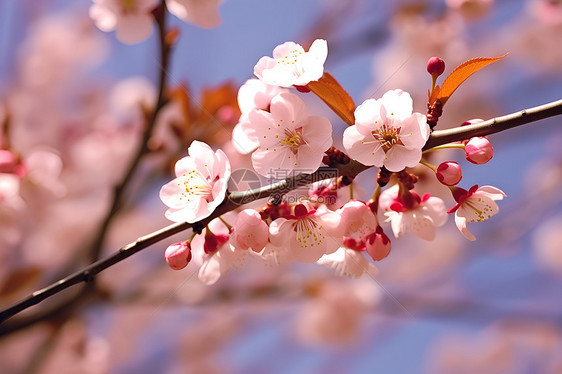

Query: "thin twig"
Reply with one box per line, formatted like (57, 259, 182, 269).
(87, 2, 171, 263)
(1, 98, 561, 329)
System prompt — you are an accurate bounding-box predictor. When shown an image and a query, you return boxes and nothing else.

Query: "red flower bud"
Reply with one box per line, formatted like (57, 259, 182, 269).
(436, 161, 463, 186)
(427, 57, 445, 77)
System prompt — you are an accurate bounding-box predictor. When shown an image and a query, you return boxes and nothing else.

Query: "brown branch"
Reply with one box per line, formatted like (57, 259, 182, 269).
(1, 98, 561, 331)
(423, 98, 562, 149)
(87, 2, 172, 264)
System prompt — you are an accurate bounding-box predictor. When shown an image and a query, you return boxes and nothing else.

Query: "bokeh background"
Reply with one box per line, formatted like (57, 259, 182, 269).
(1, 0, 562, 373)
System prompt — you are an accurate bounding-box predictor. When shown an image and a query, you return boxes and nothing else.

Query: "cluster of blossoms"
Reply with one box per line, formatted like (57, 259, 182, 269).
(159, 39, 507, 284)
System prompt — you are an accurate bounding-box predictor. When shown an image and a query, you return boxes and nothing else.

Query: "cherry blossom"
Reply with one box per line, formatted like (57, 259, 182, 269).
(230, 209, 269, 252)
(190, 219, 258, 285)
(343, 89, 430, 172)
(337, 200, 378, 239)
(448, 185, 506, 241)
(232, 79, 288, 154)
(318, 247, 377, 278)
(89, 0, 159, 44)
(266, 203, 341, 264)
(166, 0, 223, 28)
(249, 92, 333, 177)
(253, 39, 328, 87)
(160, 141, 231, 223)
(380, 184, 448, 241)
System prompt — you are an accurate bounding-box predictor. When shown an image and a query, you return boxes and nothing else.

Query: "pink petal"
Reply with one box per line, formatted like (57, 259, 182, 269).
(343, 126, 385, 166)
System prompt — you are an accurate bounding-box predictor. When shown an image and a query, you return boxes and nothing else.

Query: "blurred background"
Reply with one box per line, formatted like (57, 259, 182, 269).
(0, 0, 562, 373)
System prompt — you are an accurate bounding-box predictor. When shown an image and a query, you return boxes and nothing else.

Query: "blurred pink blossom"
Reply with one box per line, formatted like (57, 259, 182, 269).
(89, 0, 159, 44)
(317, 247, 377, 277)
(166, 0, 224, 28)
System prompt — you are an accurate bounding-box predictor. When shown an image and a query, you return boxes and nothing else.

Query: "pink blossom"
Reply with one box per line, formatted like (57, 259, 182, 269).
(436, 161, 463, 186)
(381, 184, 448, 241)
(343, 89, 430, 172)
(317, 247, 377, 278)
(230, 209, 269, 252)
(266, 204, 341, 264)
(337, 200, 378, 239)
(165, 241, 192, 270)
(232, 79, 288, 154)
(365, 226, 391, 261)
(465, 136, 493, 164)
(89, 0, 159, 44)
(253, 39, 328, 87)
(249, 92, 333, 177)
(448, 185, 506, 241)
(166, 0, 223, 28)
(190, 219, 258, 285)
(160, 141, 231, 223)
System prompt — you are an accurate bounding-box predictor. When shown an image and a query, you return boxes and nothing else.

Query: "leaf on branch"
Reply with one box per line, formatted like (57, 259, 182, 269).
(432, 54, 508, 106)
(307, 72, 356, 126)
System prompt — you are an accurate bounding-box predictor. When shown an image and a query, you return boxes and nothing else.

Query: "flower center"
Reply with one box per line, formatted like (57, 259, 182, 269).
(280, 128, 304, 153)
(294, 216, 325, 248)
(465, 198, 493, 222)
(178, 170, 213, 203)
(372, 123, 402, 152)
(277, 48, 304, 67)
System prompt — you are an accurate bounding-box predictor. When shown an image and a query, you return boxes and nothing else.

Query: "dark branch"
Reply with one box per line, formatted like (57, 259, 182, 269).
(1, 98, 561, 329)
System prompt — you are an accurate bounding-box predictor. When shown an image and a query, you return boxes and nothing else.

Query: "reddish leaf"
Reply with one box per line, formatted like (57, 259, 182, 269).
(307, 72, 356, 126)
(436, 54, 508, 106)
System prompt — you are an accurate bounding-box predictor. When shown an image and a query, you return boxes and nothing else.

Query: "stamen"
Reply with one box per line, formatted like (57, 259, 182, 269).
(177, 170, 213, 203)
(372, 123, 403, 153)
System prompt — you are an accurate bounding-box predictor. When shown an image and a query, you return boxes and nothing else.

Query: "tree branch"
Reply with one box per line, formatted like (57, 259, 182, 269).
(87, 2, 171, 264)
(1, 98, 561, 329)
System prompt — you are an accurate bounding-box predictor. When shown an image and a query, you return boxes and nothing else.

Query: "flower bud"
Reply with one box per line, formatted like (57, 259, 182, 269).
(465, 136, 493, 164)
(365, 227, 391, 261)
(165, 241, 192, 270)
(436, 161, 463, 186)
(427, 57, 445, 77)
(460, 118, 484, 127)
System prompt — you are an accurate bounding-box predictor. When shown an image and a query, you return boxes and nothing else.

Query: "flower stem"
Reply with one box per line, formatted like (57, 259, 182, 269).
(422, 143, 465, 154)
(419, 160, 438, 172)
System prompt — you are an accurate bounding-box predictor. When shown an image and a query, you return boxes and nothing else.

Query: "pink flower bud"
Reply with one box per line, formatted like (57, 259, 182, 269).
(465, 136, 493, 164)
(436, 161, 463, 186)
(460, 118, 484, 127)
(165, 241, 192, 270)
(427, 57, 445, 77)
(365, 227, 391, 261)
